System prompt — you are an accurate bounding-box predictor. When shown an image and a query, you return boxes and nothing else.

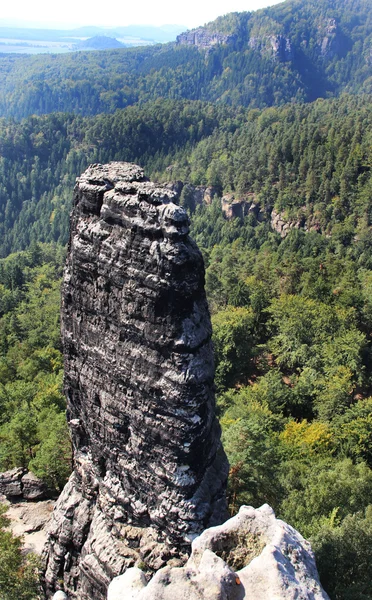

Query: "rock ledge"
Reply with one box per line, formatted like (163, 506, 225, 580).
(108, 504, 330, 600)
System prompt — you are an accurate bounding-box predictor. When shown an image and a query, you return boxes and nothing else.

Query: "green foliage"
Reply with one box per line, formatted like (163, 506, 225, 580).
(0, 0, 370, 120)
(0, 408, 38, 469)
(312, 506, 372, 600)
(29, 410, 71, 491)
(280, 419, 334, 459)
(332, 398, 372, 467)
(0, 5, 370, 594)
(0, 245, 71, 492)
(212, 306, 257, 391)
(193, 94, 372, 596)
(221, 396, 283, 512)
(280, 458, 372, 537)
(0, 504, 40, 600)
(0, 94, 371, 258)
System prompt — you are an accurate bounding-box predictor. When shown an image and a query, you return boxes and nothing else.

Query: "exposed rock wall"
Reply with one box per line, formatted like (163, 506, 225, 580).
(43, 162, 228, 599)
(221, 193, 264, 221)
(248, 34, 293, 61)
(270, 208, 305, 238)
(5, 499, 54, 555)
(176, 29, 236, 49)
(0, 468, 47, 500)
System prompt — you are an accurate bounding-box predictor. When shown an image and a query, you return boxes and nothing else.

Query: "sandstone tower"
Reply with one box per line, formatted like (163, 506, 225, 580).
(43, 163, 229, 599)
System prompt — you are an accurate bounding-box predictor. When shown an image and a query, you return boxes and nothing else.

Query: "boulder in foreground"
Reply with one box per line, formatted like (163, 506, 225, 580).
(108, 504, 330, 600)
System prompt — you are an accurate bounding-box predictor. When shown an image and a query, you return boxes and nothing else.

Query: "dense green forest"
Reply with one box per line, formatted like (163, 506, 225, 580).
(0, 0, 370, 119)
(0, 94, 371, 257)
(0, 94, 371, 599)
(0, 0, 371, 597)
(192, 200, 372, 599)
(0, 243, 70, 490)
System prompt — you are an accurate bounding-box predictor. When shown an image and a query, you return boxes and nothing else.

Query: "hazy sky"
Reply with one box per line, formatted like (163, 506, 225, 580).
(1, 0, 283, 29)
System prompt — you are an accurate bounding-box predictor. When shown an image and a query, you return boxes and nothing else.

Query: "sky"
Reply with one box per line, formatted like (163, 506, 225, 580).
(0, 0, 284, 29)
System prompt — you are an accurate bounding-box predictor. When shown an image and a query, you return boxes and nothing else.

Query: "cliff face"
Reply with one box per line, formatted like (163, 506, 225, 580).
(43, 162, 228, 599)
(176, 28, 236, 49)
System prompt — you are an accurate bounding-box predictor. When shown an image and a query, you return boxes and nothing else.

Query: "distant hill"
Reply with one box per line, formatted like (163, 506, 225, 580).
(0, 23, 186, 55)
(74, 36, 126, 50)
(0, 0, 370, 118)
(0, 23, 186, 44)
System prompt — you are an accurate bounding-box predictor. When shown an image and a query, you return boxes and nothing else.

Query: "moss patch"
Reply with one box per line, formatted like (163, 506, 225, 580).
(213, 531, 266, 571)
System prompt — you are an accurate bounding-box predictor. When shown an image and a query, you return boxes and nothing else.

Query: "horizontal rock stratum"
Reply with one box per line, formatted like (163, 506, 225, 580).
(43, 162, 229, 599)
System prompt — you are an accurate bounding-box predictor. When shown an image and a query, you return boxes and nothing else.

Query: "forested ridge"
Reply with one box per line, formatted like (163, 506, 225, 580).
(0, 0, 370, 119)
(0, 0, 372, 597)
(0, 94, 371, 257)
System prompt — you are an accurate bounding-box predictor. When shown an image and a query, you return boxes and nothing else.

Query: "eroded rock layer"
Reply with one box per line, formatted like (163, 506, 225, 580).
(43, 162, 228, 599)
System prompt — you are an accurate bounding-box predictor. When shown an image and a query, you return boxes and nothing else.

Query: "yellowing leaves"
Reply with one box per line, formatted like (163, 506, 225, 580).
(281, 419, 334, 458)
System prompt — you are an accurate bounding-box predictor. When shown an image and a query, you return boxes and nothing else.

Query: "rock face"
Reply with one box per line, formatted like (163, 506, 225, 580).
(0, 468, 25, 498)
(176, 29, 236, 50)
(221, 193, 264, 221)
(0, 468, 47, 500)
(108, 504, 330, 600)
(43, 162, 228, 599)
(270, 208, 306, 238)
(22, 471, 49, 500)
(248, 35, 293, 62)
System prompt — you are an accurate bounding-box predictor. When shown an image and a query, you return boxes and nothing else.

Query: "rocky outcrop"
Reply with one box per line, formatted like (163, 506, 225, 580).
(176, 29, 236, 50)
(177, 26, 292, 61)
(221, 193, 263, 221)
(248, 35, 293, 62)
(22, 472, 49, 500)
(270, 208, 306, 238)
(317, 18, 345, 58)
(269, 35, 293, 61)
(43, 162, 228, 599)
(164, 180, 219, 210)
(0, 468, 25, 498)
(0, 468, 47, 500)
(52, 593, 68, 600)
(108, 504, 330, 600)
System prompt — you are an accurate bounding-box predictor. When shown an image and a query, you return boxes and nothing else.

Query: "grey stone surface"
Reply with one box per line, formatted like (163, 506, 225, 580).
(107, 568, 147, 600)
(0, 468, 26, 498)
(110, 504, 330, 600)
(5, 499, 54, 554)
(52, 592, 68, 600)
(176, 29, 236, 50)
(21, 471, 47, 500)
(43, 162, 228, 599)
(270, 208, 305, 237)
(0, 469, 47, 500)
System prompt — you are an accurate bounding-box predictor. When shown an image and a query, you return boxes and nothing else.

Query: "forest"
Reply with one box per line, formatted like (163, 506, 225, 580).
(0, 0, 371, 597)
(0, 0, 370, 119)
(0, 92, 371, 599)
(0, 94, 371, 258)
